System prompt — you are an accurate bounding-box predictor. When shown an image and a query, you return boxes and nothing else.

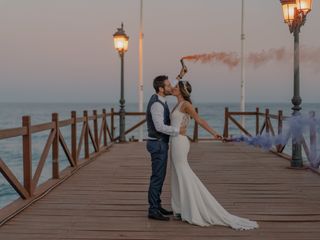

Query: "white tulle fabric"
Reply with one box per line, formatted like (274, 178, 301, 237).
(170, 102, 258, 230)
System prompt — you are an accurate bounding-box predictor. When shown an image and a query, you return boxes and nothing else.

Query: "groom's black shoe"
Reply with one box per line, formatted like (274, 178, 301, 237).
(159, 207, 173, 215)
(148, 211, 170, 221)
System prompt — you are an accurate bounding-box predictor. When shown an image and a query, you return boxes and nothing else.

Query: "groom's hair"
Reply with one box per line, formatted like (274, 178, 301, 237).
(153, 75, 168, 93)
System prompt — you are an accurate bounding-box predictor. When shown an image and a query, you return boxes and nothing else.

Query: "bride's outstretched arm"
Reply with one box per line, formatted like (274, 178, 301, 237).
(182, 102, 222, 140)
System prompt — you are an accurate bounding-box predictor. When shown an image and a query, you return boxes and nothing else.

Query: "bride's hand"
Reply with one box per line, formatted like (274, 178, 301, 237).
(213, 134, 223, 140)
(176, 66, 188, 80)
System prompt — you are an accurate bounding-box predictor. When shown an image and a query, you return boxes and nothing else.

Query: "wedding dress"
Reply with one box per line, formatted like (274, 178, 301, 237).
(170, 101, 258, 230)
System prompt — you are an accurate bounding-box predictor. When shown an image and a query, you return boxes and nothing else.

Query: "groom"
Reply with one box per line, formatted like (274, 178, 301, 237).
(146, 75, 185, 221)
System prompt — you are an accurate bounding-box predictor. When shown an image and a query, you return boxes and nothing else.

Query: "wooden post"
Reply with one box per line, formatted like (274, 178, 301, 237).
(102, 109, 107, 146)
(310, 111, 317, 163)
(111, 108, 115, 141)
(256, 107, 260, 136)
(93, 110, 99, 152)
(71, 111, 77, 166)
(265, 109, 270, 134)
(193, 107, 199, 142)
(84, 111, 90, 159)
(277, 110, 283, 153)
(22, 116, 32, 196)
(278, 110, 283, 136)
(223, 107, 229, 138)
(52, 113, 59, 179)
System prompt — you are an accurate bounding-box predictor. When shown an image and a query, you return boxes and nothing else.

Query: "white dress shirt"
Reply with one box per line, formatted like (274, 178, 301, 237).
(150, 94, 179, 138)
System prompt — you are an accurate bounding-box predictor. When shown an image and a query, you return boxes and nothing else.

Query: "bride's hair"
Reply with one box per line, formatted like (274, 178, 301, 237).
(178, 81, 192, 104)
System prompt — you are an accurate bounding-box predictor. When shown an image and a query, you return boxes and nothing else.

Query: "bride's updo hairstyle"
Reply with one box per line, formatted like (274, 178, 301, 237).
(178, 81, 192, 104)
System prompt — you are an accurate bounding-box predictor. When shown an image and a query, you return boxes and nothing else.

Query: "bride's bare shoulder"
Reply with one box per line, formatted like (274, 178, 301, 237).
(181, 101, 193, 112)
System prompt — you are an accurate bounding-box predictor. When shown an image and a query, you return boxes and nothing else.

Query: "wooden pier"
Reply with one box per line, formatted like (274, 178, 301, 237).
(0, 108, 320, 239)
(1, 141, 320, 239)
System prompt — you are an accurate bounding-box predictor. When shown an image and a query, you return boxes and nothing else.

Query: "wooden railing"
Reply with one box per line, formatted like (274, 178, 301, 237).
(0, 109, 113, 224)
(223, 107, 286, 151)
(223, 107, 319, 170)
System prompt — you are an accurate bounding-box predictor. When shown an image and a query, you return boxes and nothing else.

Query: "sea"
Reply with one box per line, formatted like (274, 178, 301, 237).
(0, 102, 319, 208)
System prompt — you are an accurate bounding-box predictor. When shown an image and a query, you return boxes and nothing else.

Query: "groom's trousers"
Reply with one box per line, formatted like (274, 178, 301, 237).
(146, 139, 169, 214)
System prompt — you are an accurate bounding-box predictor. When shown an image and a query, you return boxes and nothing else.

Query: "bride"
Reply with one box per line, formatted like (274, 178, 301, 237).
(170, 80, 258, 230)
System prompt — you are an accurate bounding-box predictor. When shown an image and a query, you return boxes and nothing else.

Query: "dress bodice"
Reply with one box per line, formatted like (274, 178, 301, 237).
(170, 101, 190, 130)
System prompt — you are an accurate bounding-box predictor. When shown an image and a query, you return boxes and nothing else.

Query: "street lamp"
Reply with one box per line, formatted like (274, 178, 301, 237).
(280, 0, 312, 168)
(113, 23, 129, 142)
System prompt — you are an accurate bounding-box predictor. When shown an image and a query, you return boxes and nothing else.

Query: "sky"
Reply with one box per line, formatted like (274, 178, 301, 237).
(0, 0, 319, 104)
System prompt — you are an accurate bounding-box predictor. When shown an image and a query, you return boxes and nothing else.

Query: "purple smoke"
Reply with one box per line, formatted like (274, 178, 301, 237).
(229, 114, 320, 168)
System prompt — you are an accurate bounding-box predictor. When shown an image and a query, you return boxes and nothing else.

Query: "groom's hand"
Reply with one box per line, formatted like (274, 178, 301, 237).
(179, 126, 187, 136)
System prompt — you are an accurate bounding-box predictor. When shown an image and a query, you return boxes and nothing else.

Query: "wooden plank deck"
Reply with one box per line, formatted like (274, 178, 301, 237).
(0, 142, 320, 240)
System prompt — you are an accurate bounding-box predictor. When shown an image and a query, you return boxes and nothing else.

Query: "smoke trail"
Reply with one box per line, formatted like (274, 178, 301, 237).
(229, 114, 320, 168)
(182, 46, 320, 70)
(247, 48, 291, 68)
(230, 133, 288, 151)
(182, 52, 240, 69)
(300, 46, 320, 73)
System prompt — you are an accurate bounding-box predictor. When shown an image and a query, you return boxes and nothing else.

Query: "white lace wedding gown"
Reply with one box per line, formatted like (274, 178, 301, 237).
(170, 102, 259, 229)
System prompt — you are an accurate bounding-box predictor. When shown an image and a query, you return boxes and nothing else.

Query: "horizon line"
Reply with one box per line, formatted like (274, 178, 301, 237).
(0, 101, 319, 105)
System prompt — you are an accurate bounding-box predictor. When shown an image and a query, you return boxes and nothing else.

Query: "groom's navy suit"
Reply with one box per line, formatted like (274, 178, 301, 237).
(146, 94, 171, 215)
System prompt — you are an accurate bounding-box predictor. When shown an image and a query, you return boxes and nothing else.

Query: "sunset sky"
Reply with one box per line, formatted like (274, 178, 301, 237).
(0, 0, 319, 104)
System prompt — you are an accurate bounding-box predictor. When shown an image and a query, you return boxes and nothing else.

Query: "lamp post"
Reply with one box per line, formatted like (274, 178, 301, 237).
(280, 0, 312, 168)
(113, 23, 129, 142)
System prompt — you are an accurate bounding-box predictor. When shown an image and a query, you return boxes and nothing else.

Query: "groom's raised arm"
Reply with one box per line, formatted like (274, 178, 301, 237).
(150, 102, 179, 136)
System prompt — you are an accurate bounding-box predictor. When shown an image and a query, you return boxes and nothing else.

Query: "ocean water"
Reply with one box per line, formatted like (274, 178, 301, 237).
(0, 102, 319, 208)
